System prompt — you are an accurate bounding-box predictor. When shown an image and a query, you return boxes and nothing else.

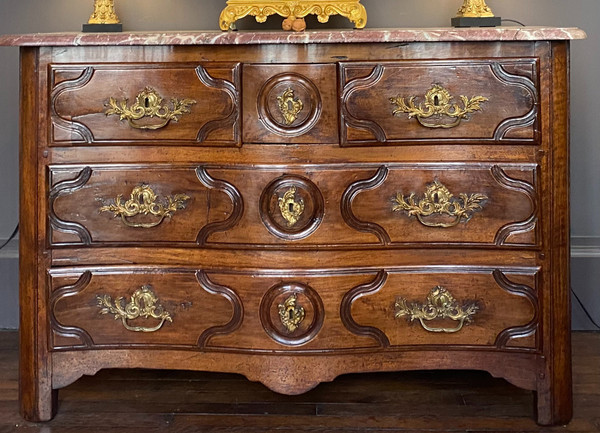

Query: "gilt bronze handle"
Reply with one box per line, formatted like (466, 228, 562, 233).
(392, 180, 487, 228)
(100, 185, 190, 229)
(106, 87, 196, 130)
(96, 285, 173, 333)
(395, 286, 479, 333)
(390, 85, 488, 129)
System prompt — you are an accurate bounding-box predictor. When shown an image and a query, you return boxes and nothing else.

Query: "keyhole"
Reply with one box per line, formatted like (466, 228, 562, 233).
(289, 202, 295, 213)
(144, 97, 150, 108)
(433, 193, 440, 203)
(433, 95, 440, 106)
(288, 309, 294, 320)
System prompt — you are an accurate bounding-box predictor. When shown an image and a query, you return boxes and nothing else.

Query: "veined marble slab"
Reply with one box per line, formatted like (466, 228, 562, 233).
(0, 27, 586, 46)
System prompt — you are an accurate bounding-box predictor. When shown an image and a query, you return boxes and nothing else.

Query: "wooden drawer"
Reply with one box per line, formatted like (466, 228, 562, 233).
(202, 163, 539, 248)
(349, 268, 539, 349)
(50, 267, 538, 351)
(49, 165, 235, 246)
(50, 63, 241, 146)
(340, 59, 539, 146)
(242, 64, 338, 144)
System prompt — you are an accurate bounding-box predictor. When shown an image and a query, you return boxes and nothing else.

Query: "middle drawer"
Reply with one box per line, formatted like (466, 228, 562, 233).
(49, 163, 539, 248)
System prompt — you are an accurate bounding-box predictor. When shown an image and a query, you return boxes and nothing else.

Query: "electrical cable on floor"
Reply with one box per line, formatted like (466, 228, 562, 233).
(0, 224, 18, 251)
(571, 287, 600, 330)
(501, 19, 526, 26)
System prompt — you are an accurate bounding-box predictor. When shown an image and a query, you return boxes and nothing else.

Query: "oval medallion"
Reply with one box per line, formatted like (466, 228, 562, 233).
(260, 175, 324, 240)
(258, 73, 322, 137)
(260, 282, 324, 346)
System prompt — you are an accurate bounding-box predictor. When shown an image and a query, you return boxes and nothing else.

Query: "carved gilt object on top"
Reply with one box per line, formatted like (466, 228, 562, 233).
(88, 0, 120, 24)
(456, 0, 495, 18)
(219, 0, 367, 31)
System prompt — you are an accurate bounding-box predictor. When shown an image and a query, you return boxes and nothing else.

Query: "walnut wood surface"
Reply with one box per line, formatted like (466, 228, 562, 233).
(2, 331, 598, 433)
(17, 40, 573, 425)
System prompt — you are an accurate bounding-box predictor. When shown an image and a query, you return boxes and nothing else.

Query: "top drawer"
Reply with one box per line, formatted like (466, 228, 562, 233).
(49, 63, 241, 146)
(340, 59, 539, 146)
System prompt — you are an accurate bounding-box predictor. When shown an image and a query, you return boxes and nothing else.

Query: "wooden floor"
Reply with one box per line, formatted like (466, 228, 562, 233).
(0, 332, 598, 433)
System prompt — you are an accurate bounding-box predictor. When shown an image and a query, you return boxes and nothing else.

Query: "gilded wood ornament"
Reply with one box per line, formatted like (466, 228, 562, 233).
(456, 0, 495, 18)
(106, 87, 197, 130)
(100, 185, 190, 229)
(390, 85, 488, 129)
(219, 0, 367, 31)
(392, 180, 488, 228)
(96, 285, 173, 333)
(88, 0, 120, 24)
(395, 286, 479, 333)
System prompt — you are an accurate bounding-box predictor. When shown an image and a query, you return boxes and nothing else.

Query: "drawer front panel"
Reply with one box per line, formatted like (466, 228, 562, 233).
(202, 163, 539, 248)
(50, 267, 538, 352)
(49, 165, 236, 246)
(340, 59, 539, 145)
(50, 270, 238, 349)
(242, 64, 338, 144)
(349, 269, 538, 349)
(50, 63, 241, 146)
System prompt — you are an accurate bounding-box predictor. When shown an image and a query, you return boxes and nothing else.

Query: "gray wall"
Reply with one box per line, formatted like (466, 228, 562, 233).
(0, 0, 598, 330)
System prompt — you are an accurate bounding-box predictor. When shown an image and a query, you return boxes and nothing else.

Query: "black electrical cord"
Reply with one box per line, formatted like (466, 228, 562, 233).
(571, 286, 600, 330)
(501, 19, 526, 27)
(0, 224, 18, 251)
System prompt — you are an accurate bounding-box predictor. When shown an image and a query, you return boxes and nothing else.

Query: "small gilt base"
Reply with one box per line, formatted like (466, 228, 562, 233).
(219, 0, 367, 31)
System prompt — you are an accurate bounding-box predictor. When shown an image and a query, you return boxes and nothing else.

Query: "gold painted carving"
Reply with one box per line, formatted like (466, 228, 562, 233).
(278, 294, 305, 333)
(392, 180, 488, 228)
(277, 88, 304, 125)
(88, 0, 120, 24)
(390, 85, 488, 129)
(96, 285, 173, 333)
(100, 185, 190, 229)
(105, 87, 196, 130)
(395, 286, 479, 333)
(219, 0, 367, 31)
(456, 0, 495, 18)
(278, 186, 305, 227)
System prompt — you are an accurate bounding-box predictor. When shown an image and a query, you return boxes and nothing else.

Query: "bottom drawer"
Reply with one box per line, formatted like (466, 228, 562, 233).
(50, 267, 538, 351)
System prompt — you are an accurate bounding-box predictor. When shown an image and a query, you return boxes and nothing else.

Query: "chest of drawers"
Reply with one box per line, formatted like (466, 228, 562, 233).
(1, 27, 585, 425)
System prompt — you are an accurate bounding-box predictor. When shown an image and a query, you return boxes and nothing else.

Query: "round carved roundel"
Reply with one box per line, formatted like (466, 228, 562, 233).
(260, 175, 324, 240)
(260, 282, 324, 346)
(257, 73, 322, 137)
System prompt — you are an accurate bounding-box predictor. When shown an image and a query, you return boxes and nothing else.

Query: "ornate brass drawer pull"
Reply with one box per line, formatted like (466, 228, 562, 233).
(279, 294, 305, 333)
(96, 285, 173, 333)
(277, 88, 303, 125)
(390, 85, 488, 129)
(395, 287, 479, 333)
(100, 185, 190, 229)
(392, 180, 487, 228)
(105, 87, 196, 130)
(279, 186, 305, 227)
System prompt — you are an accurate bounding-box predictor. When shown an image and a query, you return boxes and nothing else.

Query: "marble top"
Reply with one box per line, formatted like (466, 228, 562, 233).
(0, 27, 586, 46)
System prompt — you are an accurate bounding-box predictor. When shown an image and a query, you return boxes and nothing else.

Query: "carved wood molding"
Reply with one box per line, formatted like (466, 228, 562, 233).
(340, 270, 390, 347)
(50, 271, 94, 349)
(195, 64, 241, 145)
(49, 166, 93, 245)
(492, 269, 539, 348)
(340, 166, 391, 245)
(340, 64, 387, 144)
(195, 167, 244, 245)
(196, 271, 244, 348)
(50, 67, 95, 143)
(491, 62, 539, 141)
(491, 165, 539, 246)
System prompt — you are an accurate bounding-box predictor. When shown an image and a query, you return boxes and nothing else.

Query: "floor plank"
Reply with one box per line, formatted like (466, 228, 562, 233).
(0, 331, 598, 432)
